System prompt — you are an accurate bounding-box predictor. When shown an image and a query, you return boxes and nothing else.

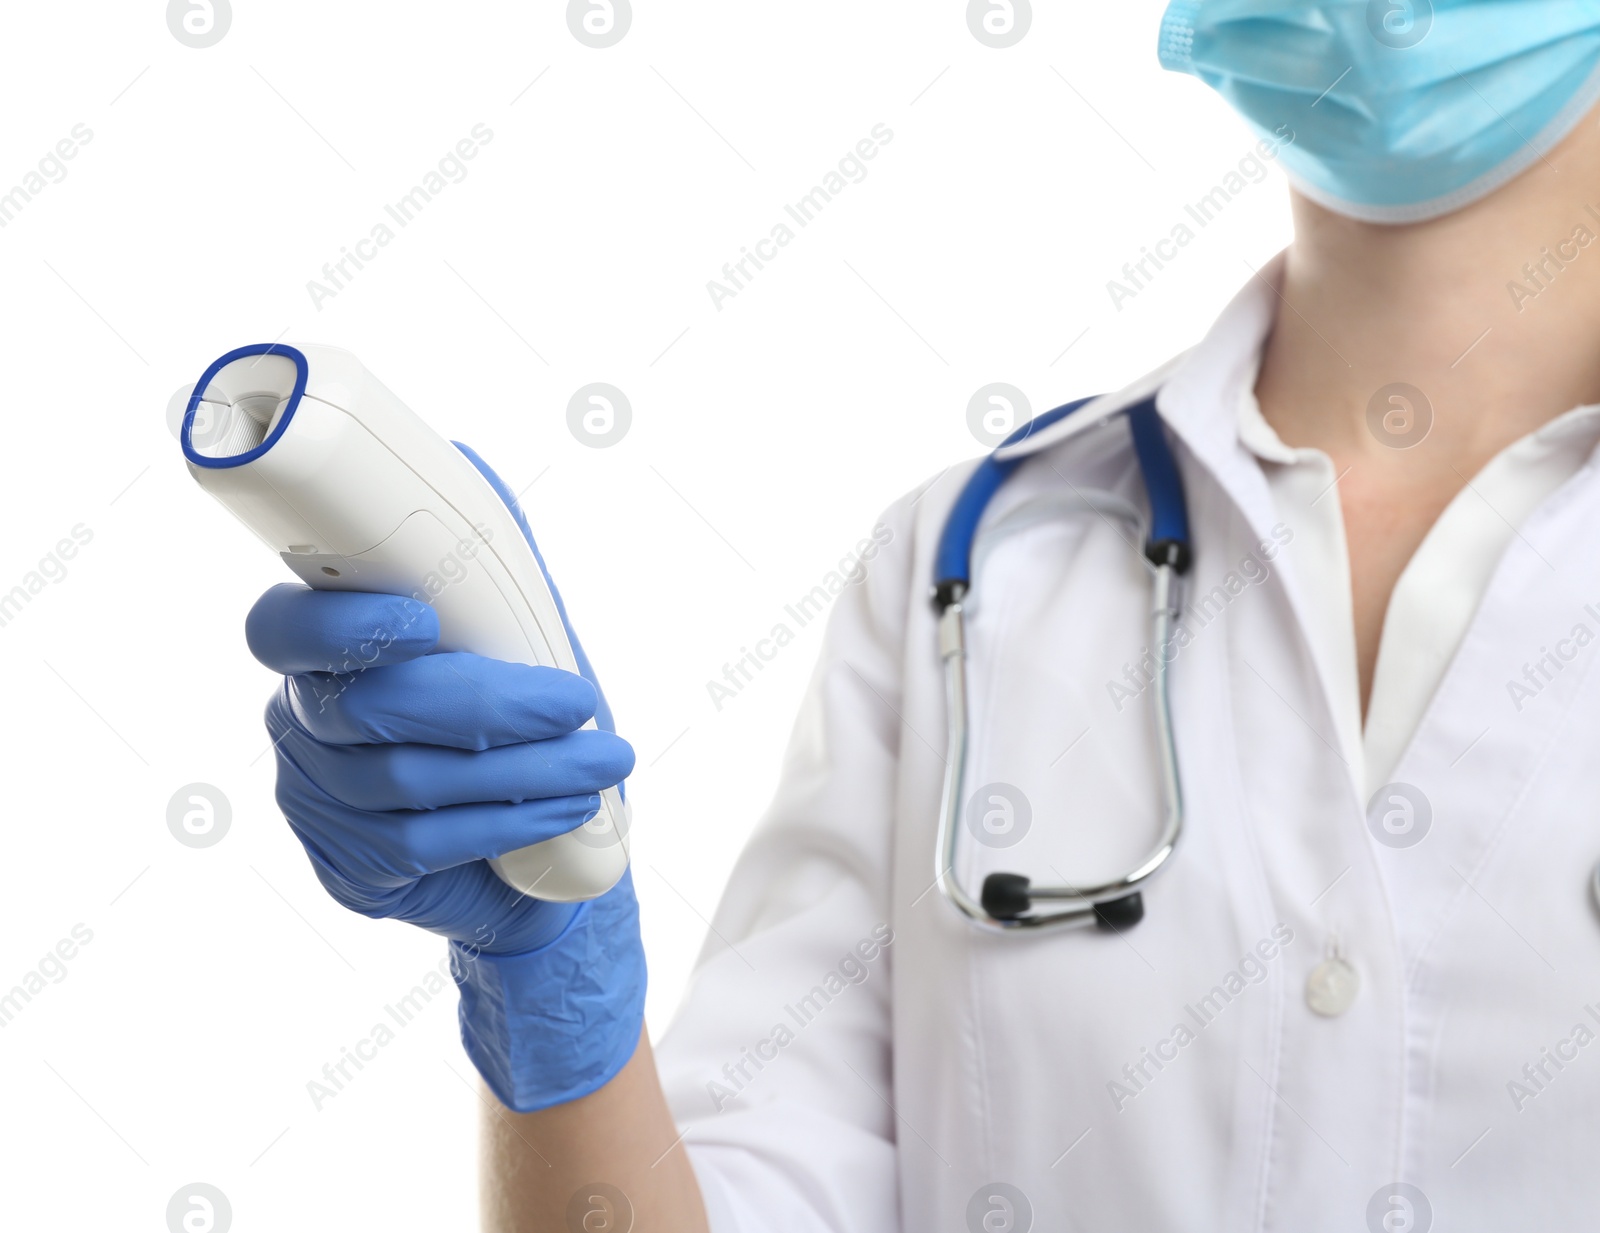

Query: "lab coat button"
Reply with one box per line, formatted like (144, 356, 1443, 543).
(1306, 956, 1360, 1016)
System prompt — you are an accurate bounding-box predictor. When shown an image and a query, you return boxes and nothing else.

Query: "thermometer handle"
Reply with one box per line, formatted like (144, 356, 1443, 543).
(181, 343, 629, 902)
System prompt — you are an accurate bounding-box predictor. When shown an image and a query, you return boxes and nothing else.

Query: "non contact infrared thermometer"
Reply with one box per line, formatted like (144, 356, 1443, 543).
(180, 342, 629, 902)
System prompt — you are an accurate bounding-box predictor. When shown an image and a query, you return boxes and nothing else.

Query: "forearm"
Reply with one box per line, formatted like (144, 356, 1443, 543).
(479, 1029, 709, 1233)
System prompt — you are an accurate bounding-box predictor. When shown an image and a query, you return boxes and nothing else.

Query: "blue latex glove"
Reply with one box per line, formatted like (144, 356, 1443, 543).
(245, 446, 647, 1111)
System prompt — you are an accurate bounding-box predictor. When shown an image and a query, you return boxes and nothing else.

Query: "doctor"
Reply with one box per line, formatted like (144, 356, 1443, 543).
(242, 2, 1600, 1230)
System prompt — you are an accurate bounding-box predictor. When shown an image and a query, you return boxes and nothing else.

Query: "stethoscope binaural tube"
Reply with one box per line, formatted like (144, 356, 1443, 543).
(931, 394, 1192, 933)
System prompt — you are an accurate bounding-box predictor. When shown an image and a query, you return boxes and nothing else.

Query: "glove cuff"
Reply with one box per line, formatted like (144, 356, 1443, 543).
(450, 884, 647, 1113)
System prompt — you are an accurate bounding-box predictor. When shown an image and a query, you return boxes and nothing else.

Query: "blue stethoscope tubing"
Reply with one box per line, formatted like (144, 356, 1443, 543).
(932, 394, 1193, 932)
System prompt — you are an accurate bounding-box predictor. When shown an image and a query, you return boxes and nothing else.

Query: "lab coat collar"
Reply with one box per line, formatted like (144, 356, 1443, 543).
(997, 253, 1363, 802)
(996, 252, 1288, 548)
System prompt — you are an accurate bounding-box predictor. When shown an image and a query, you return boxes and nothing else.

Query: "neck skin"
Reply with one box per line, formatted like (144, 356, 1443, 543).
(1258, 108, 1600, 459)
(1254, 103, 1600, 715)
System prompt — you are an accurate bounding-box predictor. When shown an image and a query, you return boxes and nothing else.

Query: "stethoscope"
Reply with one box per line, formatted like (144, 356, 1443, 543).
(932, 393, 1193, 933)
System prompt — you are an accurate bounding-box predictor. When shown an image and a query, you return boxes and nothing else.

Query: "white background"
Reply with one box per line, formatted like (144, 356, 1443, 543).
(0, 1, 1292, 1227)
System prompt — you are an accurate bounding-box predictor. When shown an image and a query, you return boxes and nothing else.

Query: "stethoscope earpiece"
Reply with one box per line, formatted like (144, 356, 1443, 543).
(981, 873, 1146, 930)
(979, 873, 1032, 921)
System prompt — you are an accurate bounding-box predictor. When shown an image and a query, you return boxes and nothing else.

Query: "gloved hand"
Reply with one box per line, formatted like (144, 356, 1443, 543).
(244, 445, 646, 1111)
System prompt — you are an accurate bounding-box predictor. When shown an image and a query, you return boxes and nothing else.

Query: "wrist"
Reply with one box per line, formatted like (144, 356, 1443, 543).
(450, 879, 646, 1113)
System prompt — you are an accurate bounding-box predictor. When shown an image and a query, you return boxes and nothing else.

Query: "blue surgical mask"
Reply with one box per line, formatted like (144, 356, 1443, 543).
(1158, 0, 1600, 222)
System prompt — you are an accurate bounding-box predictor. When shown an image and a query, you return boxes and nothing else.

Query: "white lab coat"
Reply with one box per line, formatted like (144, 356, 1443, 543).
(652, 273, 1600, 1231)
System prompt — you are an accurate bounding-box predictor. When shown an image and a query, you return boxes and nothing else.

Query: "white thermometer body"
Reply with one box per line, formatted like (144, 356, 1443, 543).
(181, 342, 628, 902)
